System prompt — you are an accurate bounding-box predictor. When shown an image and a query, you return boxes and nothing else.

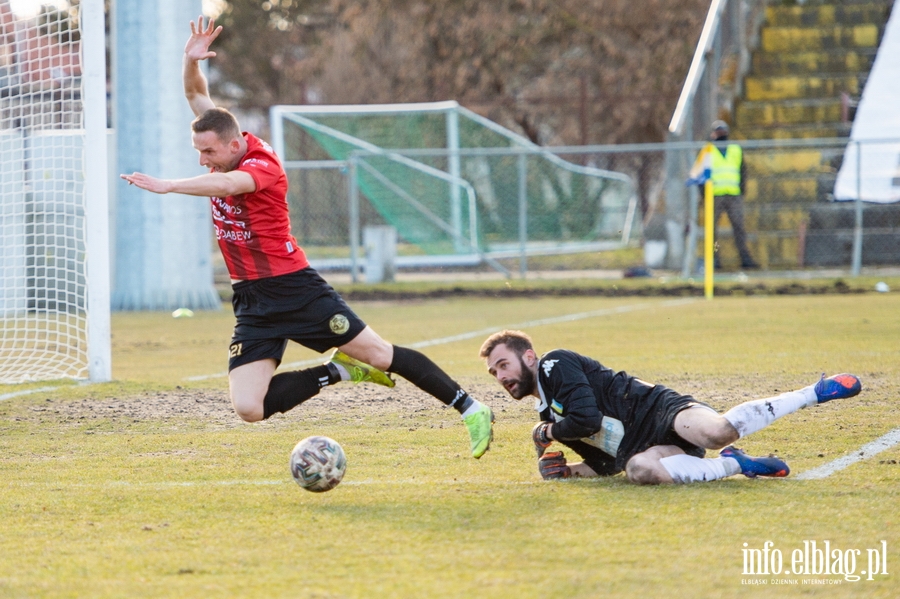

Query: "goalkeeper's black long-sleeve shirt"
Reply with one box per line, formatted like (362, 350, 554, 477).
(535, 349, 698, 471)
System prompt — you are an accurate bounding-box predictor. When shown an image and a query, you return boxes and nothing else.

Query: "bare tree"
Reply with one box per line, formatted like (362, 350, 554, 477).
(210, 0, 708, 144)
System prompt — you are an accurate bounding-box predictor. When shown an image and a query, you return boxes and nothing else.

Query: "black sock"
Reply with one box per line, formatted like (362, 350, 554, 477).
(388, 346, 473, 414)
(262, 365, 337, 419)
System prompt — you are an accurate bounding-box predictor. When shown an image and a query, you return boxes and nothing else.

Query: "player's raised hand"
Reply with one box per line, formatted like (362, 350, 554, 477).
(185, 16, 222, 62)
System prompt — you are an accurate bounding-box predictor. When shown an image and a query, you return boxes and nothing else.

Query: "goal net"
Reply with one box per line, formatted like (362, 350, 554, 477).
(271, 102, 637, 266)
(0, 1, 110, 384)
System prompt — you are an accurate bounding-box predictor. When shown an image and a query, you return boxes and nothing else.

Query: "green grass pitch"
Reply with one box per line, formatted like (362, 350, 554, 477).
(1, 292, 898, 598)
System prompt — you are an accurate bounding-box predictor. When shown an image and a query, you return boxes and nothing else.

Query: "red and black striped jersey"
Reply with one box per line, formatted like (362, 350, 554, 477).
(210, 133, 309, 280)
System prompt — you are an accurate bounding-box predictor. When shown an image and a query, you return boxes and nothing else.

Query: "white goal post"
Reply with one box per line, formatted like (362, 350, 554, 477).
(0, 0, 110, 384)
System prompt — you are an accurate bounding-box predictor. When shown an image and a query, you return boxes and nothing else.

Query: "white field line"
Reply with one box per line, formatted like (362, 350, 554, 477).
(184, 297, 698, 381)
(0, 386, 64, 402)
(795, 427, 900, 480)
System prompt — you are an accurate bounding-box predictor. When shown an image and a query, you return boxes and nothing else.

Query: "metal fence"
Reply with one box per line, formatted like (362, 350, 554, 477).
(282, 145, 640, 280)
(668, 0, 766, 146)
(281, 138, 900, 280)
(663, 137, 900, 276)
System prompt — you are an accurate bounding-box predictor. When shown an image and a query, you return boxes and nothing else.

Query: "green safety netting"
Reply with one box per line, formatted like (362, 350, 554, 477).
(279, 103, 635, 256)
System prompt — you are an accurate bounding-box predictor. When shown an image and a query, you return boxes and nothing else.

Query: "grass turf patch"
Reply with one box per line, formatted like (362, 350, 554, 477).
(1, 293, 899, 597)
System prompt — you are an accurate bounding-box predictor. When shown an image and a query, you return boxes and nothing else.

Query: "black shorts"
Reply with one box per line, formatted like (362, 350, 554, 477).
(228, 268, 367, 371)
(564, 390, 710, 475)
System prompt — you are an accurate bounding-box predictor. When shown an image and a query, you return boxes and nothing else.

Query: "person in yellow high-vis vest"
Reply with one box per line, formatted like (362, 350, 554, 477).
(707, 120, 759, 269)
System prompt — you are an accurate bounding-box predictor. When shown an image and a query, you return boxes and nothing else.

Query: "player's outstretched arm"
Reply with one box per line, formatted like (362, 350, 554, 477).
(120, 170, 255, 197)
(183, 16, 221, 116)
(120, 172, 173, 194)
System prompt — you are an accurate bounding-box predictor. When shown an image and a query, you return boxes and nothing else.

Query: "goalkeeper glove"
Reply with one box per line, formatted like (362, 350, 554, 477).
(532, 421, 553, 458)
(539, 451, 571, 480)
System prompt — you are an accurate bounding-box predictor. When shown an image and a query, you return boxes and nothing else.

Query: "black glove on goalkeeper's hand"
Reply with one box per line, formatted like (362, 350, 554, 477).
(532, 421, 553, 458)
(539, 451, 571, 480)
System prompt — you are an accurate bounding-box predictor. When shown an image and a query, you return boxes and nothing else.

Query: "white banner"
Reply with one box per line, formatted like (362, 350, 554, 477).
(833, 7, 900, 203)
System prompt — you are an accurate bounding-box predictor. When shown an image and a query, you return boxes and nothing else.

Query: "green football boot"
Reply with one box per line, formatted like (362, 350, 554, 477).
(327, 350, 395, 388)
(463, 403, 494, 459)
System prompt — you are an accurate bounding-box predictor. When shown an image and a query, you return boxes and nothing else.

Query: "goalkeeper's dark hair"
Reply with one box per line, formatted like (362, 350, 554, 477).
(191, 107, 242, 143)
(479, 329, 533, 359)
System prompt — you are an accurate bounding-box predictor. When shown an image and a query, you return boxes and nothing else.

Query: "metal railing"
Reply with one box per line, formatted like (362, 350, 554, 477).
(279, 139, 900, 280)
(665, 0, 767, 272)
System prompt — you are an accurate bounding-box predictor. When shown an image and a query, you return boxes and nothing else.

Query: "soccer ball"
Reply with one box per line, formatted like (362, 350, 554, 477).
(290, 436, 347, 493)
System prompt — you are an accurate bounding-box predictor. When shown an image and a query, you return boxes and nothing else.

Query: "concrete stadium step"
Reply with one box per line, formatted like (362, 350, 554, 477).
(744, 148, 829, 176)
(751, 203, 810, 233)
(805, 203, 900, 267)
(751, 48, 878, 76)
(744, 74, 861, 101)
(761, 24, 881, 52)
(765, 3, 892, 28)
(738, 122, 851, 140)
(744, 173, 838, 204)
(724, 0, 894, 267)
(744, 177, 817, 204)
(736, 97, 846, 127)
(743, 146, 846, 176)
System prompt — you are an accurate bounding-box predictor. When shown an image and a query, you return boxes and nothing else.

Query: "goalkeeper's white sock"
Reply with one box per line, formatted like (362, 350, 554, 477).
(722, 385, 817, 438)
(660, 454, 741, 484)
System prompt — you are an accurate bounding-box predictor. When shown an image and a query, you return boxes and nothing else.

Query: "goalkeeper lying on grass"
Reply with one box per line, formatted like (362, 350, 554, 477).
(479, 330, 862, 484)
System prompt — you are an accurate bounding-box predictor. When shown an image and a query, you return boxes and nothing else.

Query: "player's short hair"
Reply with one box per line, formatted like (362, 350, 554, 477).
(479, 329, 533, 359)
(191, 108, 242, 143)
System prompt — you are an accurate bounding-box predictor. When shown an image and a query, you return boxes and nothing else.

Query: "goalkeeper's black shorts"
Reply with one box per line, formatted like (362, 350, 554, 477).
(560, 390, 710, 475)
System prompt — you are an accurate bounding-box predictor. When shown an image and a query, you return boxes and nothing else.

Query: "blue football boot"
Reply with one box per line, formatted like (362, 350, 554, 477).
(814, 373, 861, 403)
(720, 446, 790, 478)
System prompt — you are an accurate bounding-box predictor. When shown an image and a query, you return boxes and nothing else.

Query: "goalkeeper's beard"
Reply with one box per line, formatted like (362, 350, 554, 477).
(507, 356, 537, 399)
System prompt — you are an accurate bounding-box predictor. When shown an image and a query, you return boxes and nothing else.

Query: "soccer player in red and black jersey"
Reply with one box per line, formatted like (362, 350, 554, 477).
(120, 17, 494, 458)
(480, 330, 861, 484)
